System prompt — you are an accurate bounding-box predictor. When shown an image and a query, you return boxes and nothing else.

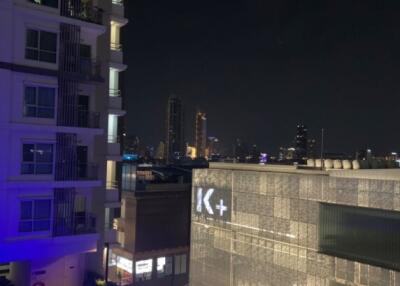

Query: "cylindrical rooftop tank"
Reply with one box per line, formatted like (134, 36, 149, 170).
(333, 160, 342, 169)
(307, 159, 315, 167)
(342, 160, 352, 169)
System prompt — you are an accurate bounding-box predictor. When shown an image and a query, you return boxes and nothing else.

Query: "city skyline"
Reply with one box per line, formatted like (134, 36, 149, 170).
(123, 0, 400, 155)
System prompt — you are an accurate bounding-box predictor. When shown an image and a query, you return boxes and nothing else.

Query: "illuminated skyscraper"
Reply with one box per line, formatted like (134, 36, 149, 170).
(195, 111, 207, 158)
(165, 96, 184, 162)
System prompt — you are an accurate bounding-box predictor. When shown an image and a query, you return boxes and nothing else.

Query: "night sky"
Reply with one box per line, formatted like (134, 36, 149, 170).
(123, 0, 400, 156)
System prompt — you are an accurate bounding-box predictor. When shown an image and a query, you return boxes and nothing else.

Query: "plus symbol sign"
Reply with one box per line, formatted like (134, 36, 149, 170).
(215, 199, 228, 216)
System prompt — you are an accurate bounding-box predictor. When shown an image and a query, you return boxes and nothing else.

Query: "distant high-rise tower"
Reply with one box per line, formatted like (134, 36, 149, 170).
(166, 96, 185, 162)
(295, 124, 308, 158)
(195, 111, 207, 158)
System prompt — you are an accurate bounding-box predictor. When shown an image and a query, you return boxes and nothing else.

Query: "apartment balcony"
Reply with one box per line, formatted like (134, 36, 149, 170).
(63, 2, 103, 25)
(111, 0, 125, 17)
(110, 43, 123, 63)
(106, 181, 121, 207)
(55, 162, 99, 181)
(104, 228, 118, 244)
(109, 89, 122, 110)
(59, 110, 100, 129)
(107, 136, 122, 161)
(78, 58, 103, 81)
(53, 213, 97, 237)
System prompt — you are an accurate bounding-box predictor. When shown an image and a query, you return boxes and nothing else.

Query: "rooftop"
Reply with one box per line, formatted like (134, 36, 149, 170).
(209, 162, 400, 181)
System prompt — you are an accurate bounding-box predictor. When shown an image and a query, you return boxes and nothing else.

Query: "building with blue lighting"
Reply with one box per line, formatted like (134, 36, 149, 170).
(0, 0, 127, 285)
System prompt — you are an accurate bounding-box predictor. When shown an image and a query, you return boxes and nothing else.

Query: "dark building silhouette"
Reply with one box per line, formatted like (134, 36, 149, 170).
(234, 139, 248, 163)
(307, 138, 316, 159)
(295, 124, 308, 158)
(165, 96, 185, 162)
(195, 111, 207, 158)
(124, 135, 140, 154)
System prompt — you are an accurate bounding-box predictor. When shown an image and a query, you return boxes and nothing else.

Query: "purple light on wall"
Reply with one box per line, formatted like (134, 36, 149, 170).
(259, 153, 267, 164)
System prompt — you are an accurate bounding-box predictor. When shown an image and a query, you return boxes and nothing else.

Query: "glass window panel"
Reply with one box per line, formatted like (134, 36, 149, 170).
(20, 201, 32, 219)
(24, 106, 37, 117)
(38, 87, 55, 106)
(25, 87, 37, 104)
(22, 144, 35, 162)
(34, 200, 51, 219)
(25, 48, 38, 60)
(21, 163, 34, 174)
(26, 29, 38, 48)
(19, 221, 32, 232)
(33, 220, 50, 231)
(39, 51, 56, 63)
(37, 107, 54, 118)
(40, 31, 57, 52)
(35, 144, 53, 163)
(35, 163, 53, 174)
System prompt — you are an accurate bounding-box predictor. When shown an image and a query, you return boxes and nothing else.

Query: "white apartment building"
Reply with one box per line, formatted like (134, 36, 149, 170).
(0, 0, 127, 285)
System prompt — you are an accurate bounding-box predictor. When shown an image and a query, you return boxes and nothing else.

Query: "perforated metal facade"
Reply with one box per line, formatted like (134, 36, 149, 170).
(190, 165, 400, 286)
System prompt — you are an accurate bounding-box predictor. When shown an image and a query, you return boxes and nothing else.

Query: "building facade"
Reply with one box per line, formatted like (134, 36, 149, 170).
(166, 96, 184, 163)
(0, 0, 127, 284)
(195, 111, 207, 159)
(295, 124, 308, 159)
(107, 164, 191, 286)
(190, 163, 400, 286)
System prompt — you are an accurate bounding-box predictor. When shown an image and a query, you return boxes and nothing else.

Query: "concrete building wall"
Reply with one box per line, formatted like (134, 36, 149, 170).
(190, 166, 400, 286)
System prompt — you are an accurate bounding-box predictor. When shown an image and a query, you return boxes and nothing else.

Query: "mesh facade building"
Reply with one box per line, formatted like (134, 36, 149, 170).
(190, 163, 400, 286)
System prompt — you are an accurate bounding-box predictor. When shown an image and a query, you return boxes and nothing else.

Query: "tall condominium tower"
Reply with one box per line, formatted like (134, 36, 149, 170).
(165, 96, 184, 162)
(195, 111, 207, 158)
(295, 124, 308, 158)
(0, 0, 127, 285)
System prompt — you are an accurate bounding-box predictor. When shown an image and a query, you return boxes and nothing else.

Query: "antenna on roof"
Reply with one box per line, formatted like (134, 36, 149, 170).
(320, 128, 324, 170)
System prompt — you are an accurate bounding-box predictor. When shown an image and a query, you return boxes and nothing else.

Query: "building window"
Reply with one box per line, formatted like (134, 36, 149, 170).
(157, 256, 173, 278)
(319, 203, 400, 271)
(21, 143, 53, 174)
(25, 29, 57, 63)
(19, 199, 51, 232)
(24, 86, 55, 118)
(174, 254, 187, 275)
(135, 259, 152, 282)
(28, 0, 58, 8)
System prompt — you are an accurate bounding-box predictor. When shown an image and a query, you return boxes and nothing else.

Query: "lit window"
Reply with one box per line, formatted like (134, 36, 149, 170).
(24, 86, 55, 118)
(28, 0, 58, 8)
(19, 199, 51, 232)
(135, 259, 152, 281)
(157, 256, 172, 278)
(21, 143, 53, 174)
(174, 254, 187, 275)
(25, 29, 57, 63)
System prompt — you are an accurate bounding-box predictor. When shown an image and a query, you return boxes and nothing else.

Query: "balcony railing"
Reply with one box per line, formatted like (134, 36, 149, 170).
(55, 162, 99, 181)
(53, 213, 96, 236)
(77, 110, 100, 128)
(108, 135, 120, 143)
(110, 42, 122, 51)
(63, 3, 103, 25)
(106, 180, 119, 189)
(79, 58, 102, 81)
(109, 89, 121, 97)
